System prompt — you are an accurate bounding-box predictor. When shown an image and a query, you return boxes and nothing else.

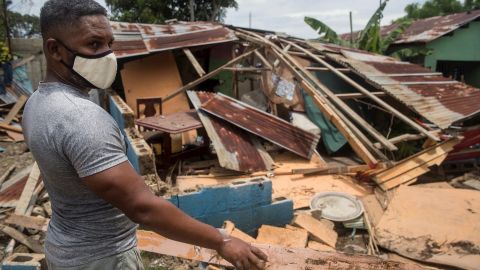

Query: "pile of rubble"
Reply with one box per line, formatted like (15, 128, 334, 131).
(0, 21, 479, 269)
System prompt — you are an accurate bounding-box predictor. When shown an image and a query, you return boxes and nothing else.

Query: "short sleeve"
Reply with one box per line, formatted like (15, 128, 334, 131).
(59, 109, 129, 178)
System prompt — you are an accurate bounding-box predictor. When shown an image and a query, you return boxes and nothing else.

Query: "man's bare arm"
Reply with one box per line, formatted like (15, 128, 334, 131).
(83, 161, 267, 269)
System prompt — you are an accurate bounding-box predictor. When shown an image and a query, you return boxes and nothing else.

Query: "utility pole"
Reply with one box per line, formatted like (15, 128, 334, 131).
(2, 0, 11, 53)
(349, 11, 353, 46)
(189, 0, 195, 22)
(249, 12, 252, 28)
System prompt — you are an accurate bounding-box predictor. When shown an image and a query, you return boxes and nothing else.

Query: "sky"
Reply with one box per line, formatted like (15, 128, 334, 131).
(12, 0, 427, 39)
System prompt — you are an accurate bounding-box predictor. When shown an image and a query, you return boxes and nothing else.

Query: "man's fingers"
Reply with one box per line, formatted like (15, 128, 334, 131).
(235, 261, 245, 270)
(248, 251, 266, 269)
(250, 246, 268, 262)
(241, 258, 251, 270)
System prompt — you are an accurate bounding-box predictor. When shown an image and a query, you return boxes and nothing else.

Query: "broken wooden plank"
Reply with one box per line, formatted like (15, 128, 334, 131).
(0, 165, 15, 188)
(254, 49, 273, 70)
(2, 95, 28, 125)
(335, 92, 386, 100)
(137, 230, 428, 269)
(0, 225, 44, 253)
(4, 214, 49, 232)
(183, 48, 206, 77)
(187, 91, 273, 172)
(294, 213, 338, 248)
(256, 225, 308, 248)
(223, 221, 255, 243)
(373, 138, 460, 190)
(374, 133, 426, 149)
(164, 50, 254, 102)
(200, 92, 320, 159)
(15, 163, 41, 215)
(380, 154, 447, 190)
(0, 122, 22, 133)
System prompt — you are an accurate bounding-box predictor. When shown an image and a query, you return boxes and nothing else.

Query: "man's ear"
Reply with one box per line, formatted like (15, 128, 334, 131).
(45, 38, 62, 62)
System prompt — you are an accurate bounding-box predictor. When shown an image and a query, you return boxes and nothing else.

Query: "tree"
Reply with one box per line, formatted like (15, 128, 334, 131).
(403, 0, 480, 20)
(305, 0, 413, 56)
(0, 0, 40, 39)
(106, 0, 238, 24)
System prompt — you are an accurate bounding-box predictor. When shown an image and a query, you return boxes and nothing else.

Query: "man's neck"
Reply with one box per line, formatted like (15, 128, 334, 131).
(44, 70, 90, 94)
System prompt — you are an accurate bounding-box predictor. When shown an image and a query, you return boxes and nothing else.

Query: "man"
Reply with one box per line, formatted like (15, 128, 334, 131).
(22, 1, 267, 269)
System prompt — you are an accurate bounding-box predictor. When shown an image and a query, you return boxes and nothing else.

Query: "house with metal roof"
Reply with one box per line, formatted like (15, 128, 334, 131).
(383, 9, 480, 88)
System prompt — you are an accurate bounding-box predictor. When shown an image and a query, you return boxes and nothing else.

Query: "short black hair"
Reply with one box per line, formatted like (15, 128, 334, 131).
(40, 0, 108, 38)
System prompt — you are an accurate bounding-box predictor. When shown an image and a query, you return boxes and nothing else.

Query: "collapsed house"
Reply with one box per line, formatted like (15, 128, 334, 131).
(1, 21, 480, 269)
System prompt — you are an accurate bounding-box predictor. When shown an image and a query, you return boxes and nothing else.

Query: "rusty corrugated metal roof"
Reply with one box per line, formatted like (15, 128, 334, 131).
(111, 21, 237, 58)
(325, 49, 480, 129)
(200, 93, 320, 159)
(339, 10, 480, 44)
(393, 9, 480, 44)
(188, 91, 274, 173)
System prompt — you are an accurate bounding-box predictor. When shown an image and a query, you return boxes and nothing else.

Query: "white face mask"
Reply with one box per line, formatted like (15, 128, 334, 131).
(58, 40, 117, 89)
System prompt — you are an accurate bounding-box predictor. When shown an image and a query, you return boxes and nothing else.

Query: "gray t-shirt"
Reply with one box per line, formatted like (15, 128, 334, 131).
(23, 82, 137, 267)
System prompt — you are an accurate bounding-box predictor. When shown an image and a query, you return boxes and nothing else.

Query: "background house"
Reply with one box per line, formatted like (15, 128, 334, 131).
(384, 9, 480, 87)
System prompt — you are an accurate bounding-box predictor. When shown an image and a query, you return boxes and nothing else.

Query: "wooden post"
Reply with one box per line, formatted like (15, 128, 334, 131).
(183, 48, 206, 77)
(163, 50, 255, 102)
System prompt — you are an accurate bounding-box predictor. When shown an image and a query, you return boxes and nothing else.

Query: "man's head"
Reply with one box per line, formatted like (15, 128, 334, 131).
(41, 0, 115, 89)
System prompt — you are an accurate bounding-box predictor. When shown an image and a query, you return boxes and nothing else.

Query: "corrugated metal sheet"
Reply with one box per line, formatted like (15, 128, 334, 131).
(111, 21, 237, 59)
(326, 49, 480, 129)
(200, 93, 320, 159)
(339, 10, 480, 44)
(188, 91, 273, 173)
(393, 9, 480, 44)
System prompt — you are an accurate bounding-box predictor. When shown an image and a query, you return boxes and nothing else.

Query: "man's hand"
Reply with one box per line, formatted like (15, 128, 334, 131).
(217, 237, 268, 270)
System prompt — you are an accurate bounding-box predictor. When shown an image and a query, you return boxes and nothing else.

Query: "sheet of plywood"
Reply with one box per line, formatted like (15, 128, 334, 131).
(256, 225, 308, 248)
(272, 174, 372, 209)
(360, 195, 384, 227)
(294, 214, 337, 248)
(376, 186, 480, 270)
(121, 52, 190, 117)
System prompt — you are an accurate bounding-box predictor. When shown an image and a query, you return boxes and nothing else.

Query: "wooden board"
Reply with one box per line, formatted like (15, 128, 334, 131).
(374, 138, 459, 184)
(379, 154, 447, 190)
(375, 186, 480, 269)
(4, 214, 49, 232)
(256, 225, 308, 248)
(121, 52, 190, 117)
(307, 241, 336, 252)
(15, 163, 40, 215)
(0, 225, 43, 253)
(137, 229, 427, 269)
(2, 95, 27, 125)
(293, 214, 337, 248)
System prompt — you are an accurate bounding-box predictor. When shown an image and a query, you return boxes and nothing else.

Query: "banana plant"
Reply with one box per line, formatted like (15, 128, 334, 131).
(304, 0, 424, 57)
